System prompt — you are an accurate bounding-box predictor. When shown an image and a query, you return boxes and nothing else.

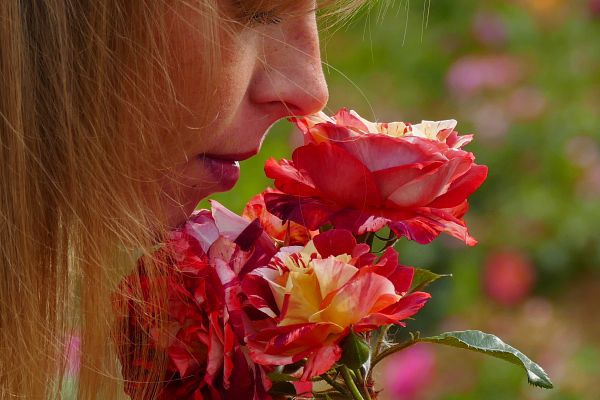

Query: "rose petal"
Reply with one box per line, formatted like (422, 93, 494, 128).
(211, 200, 251, 241)
(373, 161, 444, 199)
(264, 192, 336, 230)
(311, 257, 359, 301)
(354, 292, 431, 331)
(313, 272, 400, 328)
(292, 143, 382, 207)
(329, 208, 391, 235)
(336, 135, 439, 172)
(264, 158, 320, 197)
(313, 229, 357, 257)
(385, 156, 473, 208)
(427, 164, 488, 208)
(301, 343, 342, 380)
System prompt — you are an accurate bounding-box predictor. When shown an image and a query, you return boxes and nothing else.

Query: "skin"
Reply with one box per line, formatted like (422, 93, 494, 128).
(160, 3, 328, 228)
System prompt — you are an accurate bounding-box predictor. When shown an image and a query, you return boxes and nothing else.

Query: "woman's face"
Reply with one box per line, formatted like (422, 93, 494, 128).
(161, 3, 328, 228)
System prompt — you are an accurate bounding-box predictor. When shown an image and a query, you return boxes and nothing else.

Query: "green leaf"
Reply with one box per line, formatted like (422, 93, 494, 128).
(409, 268, 450, 293)
(340, 331, 371, 370)
(267, 372, 299, 382)
(419, 330, 553, 389)
(268, 381, 297, 396)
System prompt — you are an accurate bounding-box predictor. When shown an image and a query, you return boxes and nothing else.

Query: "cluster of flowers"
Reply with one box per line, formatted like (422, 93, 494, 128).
(116, 109, 488, 399)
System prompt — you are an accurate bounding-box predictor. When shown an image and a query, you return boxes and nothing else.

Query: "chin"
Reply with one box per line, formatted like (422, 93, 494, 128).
(161, 155, 241, 228)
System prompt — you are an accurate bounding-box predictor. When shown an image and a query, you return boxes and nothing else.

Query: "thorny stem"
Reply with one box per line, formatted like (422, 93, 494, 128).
(372, 325, 390, 361)
(340, 365, 365, 400)
(357, 232, 376, 247)
(321, 372, 351, 398)
(378, 238, 398, 253)
(366, 337, 419, 383)
(355, 368, 373, 400)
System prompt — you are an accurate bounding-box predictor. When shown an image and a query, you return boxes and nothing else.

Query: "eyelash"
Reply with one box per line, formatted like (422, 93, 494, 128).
(230, 1, 282, 26)
(247, 11, 282, 26)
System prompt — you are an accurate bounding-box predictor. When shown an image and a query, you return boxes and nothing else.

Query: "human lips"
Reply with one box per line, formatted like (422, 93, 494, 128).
(199, 150, 258, 192)
(204, 150, 259, 162)
(200, 156, 240, 192)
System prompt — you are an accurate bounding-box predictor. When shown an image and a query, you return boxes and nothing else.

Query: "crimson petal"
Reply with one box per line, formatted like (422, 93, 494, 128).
(264, 158, 320, 197)
(427, 164, 488, 208)
(335, 135, 438, 172)
(264, 192, 336, 231)
(292, 143, 382, 208)
(385, 156, 473, 208)
(313, 229, 357, 258)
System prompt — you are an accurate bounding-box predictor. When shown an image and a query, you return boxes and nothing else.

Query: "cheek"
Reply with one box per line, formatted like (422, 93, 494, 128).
(165, 21, 256, 155)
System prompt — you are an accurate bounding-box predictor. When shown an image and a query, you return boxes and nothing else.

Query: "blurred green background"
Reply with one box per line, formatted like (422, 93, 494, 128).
(202, 0, 600, 399)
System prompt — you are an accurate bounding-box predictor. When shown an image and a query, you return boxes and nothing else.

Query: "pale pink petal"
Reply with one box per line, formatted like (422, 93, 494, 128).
(446, 131, 473, 149)
(333, 108, 371, 132)
(184, 210, 219, 253)
(210, 200, 251, 241)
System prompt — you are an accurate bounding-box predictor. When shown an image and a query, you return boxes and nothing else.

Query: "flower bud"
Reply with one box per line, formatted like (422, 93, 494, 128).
(340, 330, 370, 370)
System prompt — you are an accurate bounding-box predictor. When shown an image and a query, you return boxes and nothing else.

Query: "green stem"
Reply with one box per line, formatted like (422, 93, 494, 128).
(367, 338, 418, 383)
(357, 232, 376, 247)
(373, 340, 417, 366)
(379, 239, 398, 253)
(355, 368, 372, 400)
(340, 365, 365, 400)
(372, 325, 390, 360)
(322, 373, 351, 398)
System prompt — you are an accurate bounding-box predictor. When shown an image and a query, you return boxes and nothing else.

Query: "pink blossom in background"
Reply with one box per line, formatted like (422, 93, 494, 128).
(507, 87, 547, 120)
(446, 55, 523, 97)
(472, 11, 507, 47)
(66, 334, 81, 376)
(576, 164, 600, 199)
(565, 135, 600, 169)
(565, 136, 600, 199)
(469, 103, 510, 143)
(383, 344, 436, 400)
(588, 0, 600, 18)
(483, 250, 537, 306)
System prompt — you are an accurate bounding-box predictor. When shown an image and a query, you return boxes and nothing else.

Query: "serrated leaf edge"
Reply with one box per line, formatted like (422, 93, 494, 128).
(419, 330, 553, 389)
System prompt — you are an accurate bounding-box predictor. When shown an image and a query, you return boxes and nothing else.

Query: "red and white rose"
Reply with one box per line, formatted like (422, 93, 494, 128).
(115, 202, 276, 400)
(242, 229, 430, 380)
(264, 108, 488, 245)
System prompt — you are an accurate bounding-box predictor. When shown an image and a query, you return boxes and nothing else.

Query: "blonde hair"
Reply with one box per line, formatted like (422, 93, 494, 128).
(0, 1, 365, 399)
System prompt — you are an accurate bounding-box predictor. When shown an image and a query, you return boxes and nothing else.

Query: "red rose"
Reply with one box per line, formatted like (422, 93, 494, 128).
(115, 203, 276, 400)
(243, 189, 316, 246)
(242, 229, 430, 380)
(264, 109, 488, 245)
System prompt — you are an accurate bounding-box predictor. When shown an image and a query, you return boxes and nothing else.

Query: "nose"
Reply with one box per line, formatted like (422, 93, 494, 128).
(248, 12, 329, 117)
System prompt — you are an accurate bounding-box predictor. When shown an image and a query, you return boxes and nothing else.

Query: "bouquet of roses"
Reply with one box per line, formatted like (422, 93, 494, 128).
(115, 109, 553, 399)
